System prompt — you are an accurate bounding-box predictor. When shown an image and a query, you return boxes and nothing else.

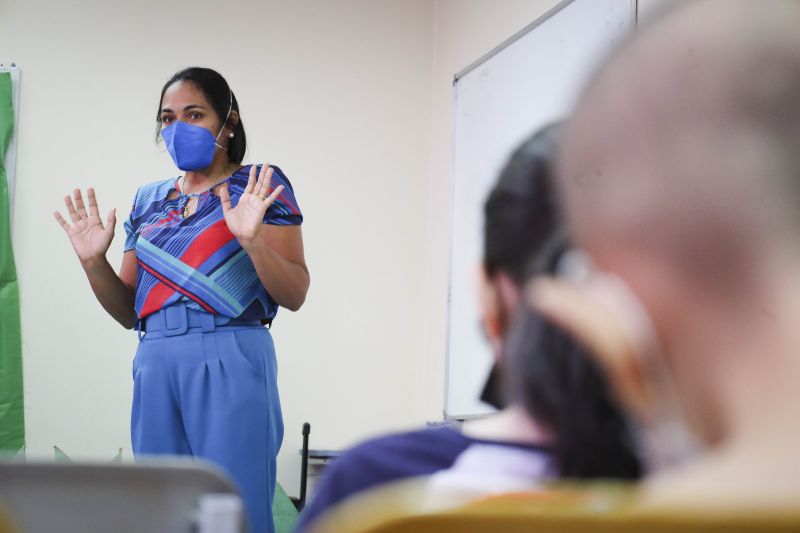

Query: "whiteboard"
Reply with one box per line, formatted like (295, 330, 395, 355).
(445, 0, 637, 419)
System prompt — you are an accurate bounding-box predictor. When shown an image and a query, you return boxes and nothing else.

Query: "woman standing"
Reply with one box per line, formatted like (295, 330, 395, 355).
(54, 67, 309, 533)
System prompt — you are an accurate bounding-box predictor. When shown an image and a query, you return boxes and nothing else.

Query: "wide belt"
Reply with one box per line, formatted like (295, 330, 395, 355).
(137, 303, 261, 339)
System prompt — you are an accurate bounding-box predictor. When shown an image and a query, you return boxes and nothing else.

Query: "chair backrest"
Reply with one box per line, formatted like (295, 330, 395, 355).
(356, 510, 800, 533)
(356, 495, 800, 533)
(311, 481, 800, 533)
(0, 459, 242, 533)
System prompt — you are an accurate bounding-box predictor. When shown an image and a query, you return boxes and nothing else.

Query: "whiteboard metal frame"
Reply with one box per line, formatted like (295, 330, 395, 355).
(444, 0, 638, 421)
(454, 0, 638, 84)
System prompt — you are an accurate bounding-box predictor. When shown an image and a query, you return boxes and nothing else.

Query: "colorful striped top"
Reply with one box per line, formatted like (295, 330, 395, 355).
(123, 164, 302, 322)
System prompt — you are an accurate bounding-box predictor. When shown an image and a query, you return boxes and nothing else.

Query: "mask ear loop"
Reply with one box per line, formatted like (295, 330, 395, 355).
(214, 88, 234, 150)
(556, 249, 701, 473)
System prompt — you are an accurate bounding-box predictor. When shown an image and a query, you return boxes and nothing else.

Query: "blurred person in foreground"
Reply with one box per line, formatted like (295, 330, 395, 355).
(532, 0, 800, 509)
(296, 123, 641, 533)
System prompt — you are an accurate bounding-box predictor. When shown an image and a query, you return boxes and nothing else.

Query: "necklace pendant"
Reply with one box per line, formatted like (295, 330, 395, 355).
(184, 197, 198, 218)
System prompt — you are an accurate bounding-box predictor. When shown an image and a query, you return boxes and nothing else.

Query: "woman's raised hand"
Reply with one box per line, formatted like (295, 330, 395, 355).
(219, 164, 284, 248)
(54, 188, 117, 264)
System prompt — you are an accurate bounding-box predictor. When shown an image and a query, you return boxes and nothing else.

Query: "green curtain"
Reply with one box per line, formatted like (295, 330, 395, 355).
(0, 72, 24, 451)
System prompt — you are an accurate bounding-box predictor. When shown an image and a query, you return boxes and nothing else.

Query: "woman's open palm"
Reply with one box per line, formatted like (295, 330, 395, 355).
(54, 188, 116, 263)
(219, 164, 284, 245)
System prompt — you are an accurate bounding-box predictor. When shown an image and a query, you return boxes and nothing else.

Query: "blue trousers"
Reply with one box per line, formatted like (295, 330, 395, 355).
(131, 304, 283, 533)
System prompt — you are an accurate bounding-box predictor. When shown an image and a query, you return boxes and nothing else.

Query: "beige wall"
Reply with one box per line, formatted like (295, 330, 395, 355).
(1, 0, 655, 498)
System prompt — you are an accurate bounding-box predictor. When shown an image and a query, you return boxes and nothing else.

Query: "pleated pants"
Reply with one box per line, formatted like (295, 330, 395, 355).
(131, 304, 283, 533)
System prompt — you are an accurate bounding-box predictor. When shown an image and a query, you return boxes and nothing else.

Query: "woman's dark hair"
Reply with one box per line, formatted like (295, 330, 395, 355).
(156, 67, 247, 164)
(505, 309, 642, 479)
(484, 123, 642, 480)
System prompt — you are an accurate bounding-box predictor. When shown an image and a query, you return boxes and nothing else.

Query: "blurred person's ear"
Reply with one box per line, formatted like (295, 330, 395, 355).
(478, 267, 519, 361)
(527, 277, 650, 422)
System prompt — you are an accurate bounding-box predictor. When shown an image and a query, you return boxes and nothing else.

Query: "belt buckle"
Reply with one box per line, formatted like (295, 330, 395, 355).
(163, 304, 189, 337)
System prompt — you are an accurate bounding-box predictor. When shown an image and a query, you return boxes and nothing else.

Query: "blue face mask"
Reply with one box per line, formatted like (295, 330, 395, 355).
(161, 121, 221, 171)
(161, 91, 233, 171)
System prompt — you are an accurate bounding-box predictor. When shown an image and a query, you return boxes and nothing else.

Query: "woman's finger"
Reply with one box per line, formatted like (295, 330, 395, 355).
(73, 189, 88, 219)
(258, 163, 270, 181)
(87, 188, 100, 218)
(253, 164, 267, 198)
(53, 211, 71, 232)
(264, 184, 285, 208)
(219, 183, 233, 212)
(244, 165, 257, 194)
(258, 165, 273, 198)
(72, 189, 89, 218)
(64, 195, 80, 224)
(105, 208, 116, 234)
